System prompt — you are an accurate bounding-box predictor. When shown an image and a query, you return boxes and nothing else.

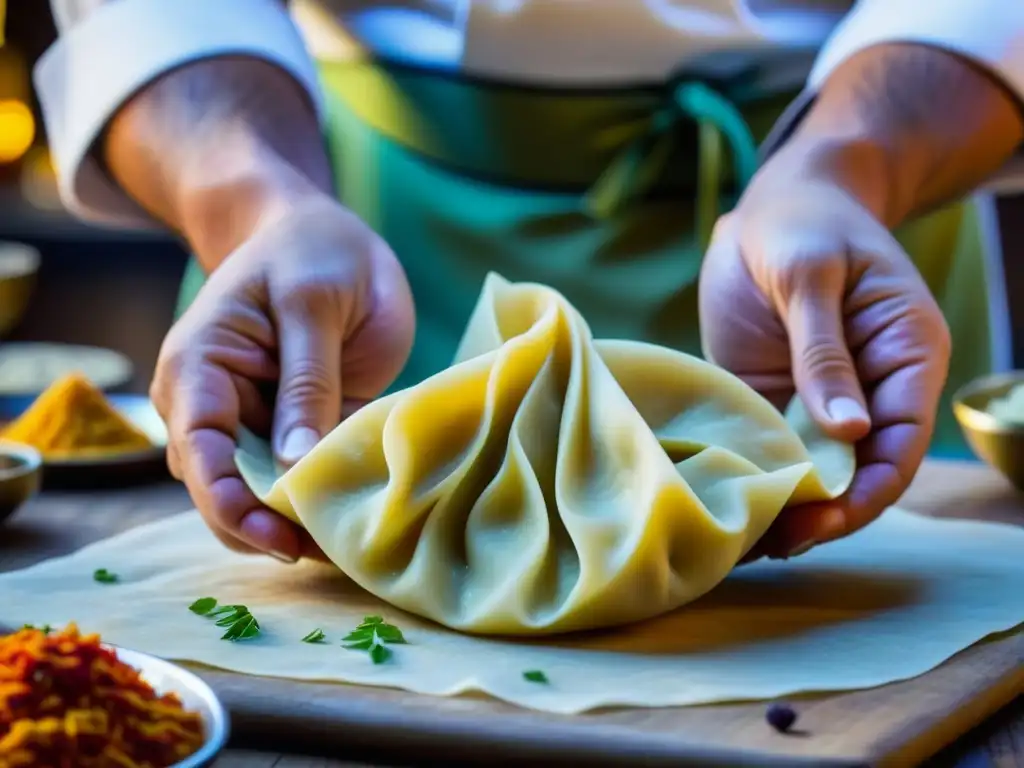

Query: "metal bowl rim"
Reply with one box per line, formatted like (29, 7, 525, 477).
(952, 371, 1024, 436)
(0, 440, 42, 480)
(0, 242, 41, 278)
(108, 646, 230, 768)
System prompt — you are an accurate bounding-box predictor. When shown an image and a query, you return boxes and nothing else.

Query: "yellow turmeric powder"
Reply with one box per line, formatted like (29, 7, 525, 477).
(0, 373, 153, 459)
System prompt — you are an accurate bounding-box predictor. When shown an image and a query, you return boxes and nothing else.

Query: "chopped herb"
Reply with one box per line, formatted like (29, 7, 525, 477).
(93, 568, 119, 584)
(23, 624, 52, 634)
(188, 597, 261, 642)
(373, 623, 406, 644)
(369, 643, 392, 665)
(189, 597, 218, 615)
(343, 615, 405, 663)
(301, 629, 327, 644)
(220, 613, 260, 641)
(523, 670, 548, 684)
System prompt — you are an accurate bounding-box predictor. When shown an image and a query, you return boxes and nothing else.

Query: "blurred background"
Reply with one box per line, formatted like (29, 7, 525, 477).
(0, 3, 188, 393)
(1, 3, 1024, 394)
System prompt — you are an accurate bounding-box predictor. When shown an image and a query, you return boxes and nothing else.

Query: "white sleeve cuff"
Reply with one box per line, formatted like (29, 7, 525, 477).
(761, 0, 1024, 193)
(34, 0, 325, 229)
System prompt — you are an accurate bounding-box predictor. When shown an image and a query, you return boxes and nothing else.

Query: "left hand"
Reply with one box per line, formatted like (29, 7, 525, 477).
(699, 140, 952, 560)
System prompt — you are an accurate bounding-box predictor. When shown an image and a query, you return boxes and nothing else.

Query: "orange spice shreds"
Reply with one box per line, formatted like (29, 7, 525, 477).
(0, 624, 205, 768)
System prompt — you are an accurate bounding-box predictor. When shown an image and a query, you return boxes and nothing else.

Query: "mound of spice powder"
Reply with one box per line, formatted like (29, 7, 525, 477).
(0, 624, 205, 767)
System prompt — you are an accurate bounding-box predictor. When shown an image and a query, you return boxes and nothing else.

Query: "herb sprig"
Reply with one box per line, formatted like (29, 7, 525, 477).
(189, 597, 261, 641)
(22, 623, 52, 634)
(93, 568, 119, 584)
(343, 615, 405, 664)
(523, 670, 548, 684)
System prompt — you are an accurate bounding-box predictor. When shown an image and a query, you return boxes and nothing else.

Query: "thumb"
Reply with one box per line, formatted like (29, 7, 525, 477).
(785, 264, 871, 442)
(273, 309, 343, 465)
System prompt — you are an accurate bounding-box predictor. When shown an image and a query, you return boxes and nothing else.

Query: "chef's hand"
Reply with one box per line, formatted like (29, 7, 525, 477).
(699, 139, 951, 560)
(150, 193, 415, 563)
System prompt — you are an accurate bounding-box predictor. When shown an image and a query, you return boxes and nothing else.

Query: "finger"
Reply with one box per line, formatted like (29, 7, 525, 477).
(170, 361, 308, 563)
(786, 258, 872, 442)
(762, 302, 948, 557)
(836, 361, 942, 535)
(272, 306, 343, 465)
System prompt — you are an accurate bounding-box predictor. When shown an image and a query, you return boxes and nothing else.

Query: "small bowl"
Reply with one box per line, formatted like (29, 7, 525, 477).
(112, 646, 230, 767)
(0, 242, 40, 337)
(0, 439, 42, 525)
(952, 371, 1024, 490)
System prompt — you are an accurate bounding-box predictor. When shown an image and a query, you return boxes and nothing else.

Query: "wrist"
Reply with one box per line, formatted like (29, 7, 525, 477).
(767, 131, 911, 229)
(176, 135, 331, 271)
(783, 44, 1024, 228)
(102, 56, 334, 268)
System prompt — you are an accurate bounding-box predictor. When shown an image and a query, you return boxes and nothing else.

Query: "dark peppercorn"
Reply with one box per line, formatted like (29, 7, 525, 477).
(766, 702, 798, 733)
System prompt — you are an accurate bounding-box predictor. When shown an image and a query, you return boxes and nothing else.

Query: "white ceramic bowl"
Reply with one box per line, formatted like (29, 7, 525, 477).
(112, 646, 230, 767)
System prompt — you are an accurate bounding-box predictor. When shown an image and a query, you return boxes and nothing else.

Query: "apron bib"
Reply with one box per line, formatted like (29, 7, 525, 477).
(176, 58, 991, 458)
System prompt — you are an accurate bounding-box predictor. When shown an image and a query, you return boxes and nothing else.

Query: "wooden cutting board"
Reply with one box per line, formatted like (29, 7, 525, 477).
(2, 460, 1021, 767)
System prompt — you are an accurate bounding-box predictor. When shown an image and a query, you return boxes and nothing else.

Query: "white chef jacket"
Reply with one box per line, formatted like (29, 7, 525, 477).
(32, 0, 1024, 229)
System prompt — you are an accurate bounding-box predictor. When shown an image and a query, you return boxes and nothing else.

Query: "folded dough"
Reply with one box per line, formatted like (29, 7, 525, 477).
(236, 273, 854, 635)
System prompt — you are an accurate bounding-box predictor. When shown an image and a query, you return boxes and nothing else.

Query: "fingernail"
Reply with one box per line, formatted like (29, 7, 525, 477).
(269, 549, 298, 564)
(786, 539, 816, 558)
(827, 396, 869, 425)
(279, 427, 320, 464)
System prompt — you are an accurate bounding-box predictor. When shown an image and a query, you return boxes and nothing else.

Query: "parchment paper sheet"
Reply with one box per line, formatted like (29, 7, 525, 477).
(1, 508, 1021, 714)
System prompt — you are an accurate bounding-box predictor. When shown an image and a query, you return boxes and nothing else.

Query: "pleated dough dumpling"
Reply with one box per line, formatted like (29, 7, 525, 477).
(236, 273, 855, 636)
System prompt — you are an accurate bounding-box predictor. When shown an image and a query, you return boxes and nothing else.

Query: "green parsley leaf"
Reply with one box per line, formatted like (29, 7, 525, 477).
(342, 617, 405, 663)
(22, 623, 52, 634)
(370, 643, 392, 665)
(344, 638, 375, 651)
(93, 568, 119, 584)
(373, 624, 406, 644)
(189, 597, 218, 615)
(523, 670, 548, 684)
(190, 597, 261, 642)
(302, 629, 327, 644)
(221, 614, 260, 641)
(214, 606, 249, 627)
(342, 628, 374, 644)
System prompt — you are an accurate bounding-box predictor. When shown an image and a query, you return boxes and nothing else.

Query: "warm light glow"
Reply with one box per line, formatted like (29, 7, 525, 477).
(0, 99, 35, 164)
(20, 146, 62, 211)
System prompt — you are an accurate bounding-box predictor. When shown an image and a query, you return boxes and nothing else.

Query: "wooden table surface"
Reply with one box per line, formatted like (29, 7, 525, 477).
(2, 460, 1021, 767)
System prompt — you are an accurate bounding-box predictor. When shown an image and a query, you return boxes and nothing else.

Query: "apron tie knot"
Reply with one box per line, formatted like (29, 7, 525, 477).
(584, 80, 759, 249)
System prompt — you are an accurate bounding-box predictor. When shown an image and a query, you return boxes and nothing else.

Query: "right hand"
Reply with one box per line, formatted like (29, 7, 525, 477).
(151, 193, 415, 563)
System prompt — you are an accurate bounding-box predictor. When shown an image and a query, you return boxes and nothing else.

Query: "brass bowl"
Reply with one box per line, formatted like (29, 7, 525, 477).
(0, 243, 40, 337)
(952, 371, 1024, 491)
(0, 440, 42, 525)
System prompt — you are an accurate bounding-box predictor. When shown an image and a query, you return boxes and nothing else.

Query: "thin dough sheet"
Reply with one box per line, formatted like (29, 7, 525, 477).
(0, 507, 1021, 714)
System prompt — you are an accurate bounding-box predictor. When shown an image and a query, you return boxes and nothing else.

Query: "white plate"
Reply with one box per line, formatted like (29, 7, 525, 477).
(112, 646, 231, 768)
(0, 342, 133, 396)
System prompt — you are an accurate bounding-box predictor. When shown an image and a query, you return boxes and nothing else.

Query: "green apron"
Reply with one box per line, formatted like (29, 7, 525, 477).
(176, 58, 992, 458)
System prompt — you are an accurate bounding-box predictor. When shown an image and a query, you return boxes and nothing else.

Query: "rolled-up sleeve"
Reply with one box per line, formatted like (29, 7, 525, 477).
(36, 0, 325, 228)
(762, 0, 1024, 193)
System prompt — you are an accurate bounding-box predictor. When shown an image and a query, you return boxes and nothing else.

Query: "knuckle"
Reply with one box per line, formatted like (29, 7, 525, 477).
(278, 364, 336, 407)
(900, 298, 952, 361)
(800, 338, 854, 378)
(277, 281, 332, 314)
(773, 250, 845, 300)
